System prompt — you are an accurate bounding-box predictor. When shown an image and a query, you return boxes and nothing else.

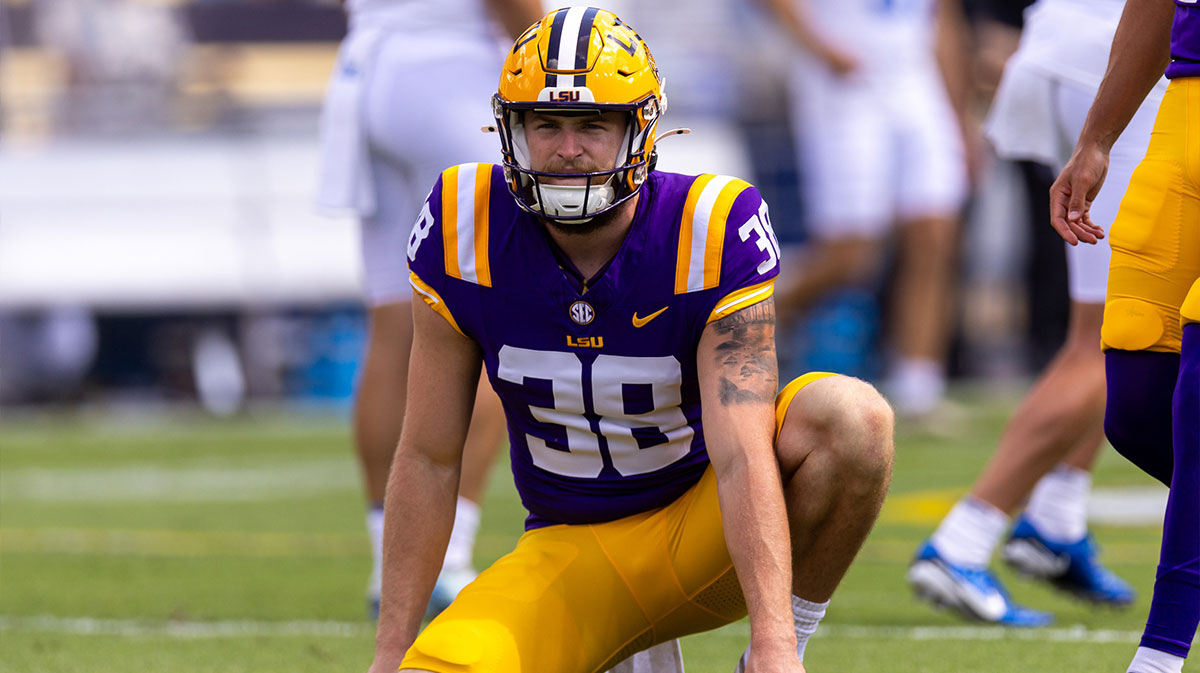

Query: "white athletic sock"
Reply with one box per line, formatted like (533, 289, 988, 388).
(792, 595, 828, 661)
(1127, 646, 1186, 673)
(930, 497, 1010, 567)
(366, 505, 385, 599)
(885, 358, 946, 417)
(606, 640, 684, 673)
(442, 496, 480, 571)
(1024, 465, 1091, 544)
(734, 596, 829, 671)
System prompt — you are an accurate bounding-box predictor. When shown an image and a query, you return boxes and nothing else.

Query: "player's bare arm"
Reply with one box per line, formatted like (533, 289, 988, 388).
(368, 299, 484, 673)
(1050, 0, 1174, 245)
(759, 0, 859, 76)
(483, 0, 548, 41)
(713, 299, 779, 406)
(698, 297, 802, 671)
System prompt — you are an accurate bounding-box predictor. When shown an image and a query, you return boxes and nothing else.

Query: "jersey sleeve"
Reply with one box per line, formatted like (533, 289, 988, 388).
(706, 184, 781, 323)
(406, 163, 499, 337)
(671, 175, 781, 325)
(406, 175, 464, 336)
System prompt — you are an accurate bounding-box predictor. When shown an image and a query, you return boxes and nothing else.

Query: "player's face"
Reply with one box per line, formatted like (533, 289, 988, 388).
(524, 110, 626, 184)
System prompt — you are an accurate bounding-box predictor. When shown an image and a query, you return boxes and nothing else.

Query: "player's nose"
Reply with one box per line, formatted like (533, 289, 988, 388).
(555, 128, 585, 159)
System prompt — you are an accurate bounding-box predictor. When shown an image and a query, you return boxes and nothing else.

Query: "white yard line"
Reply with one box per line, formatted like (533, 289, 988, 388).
(0, 528, 364, 557)
(0, 615, 1143, 644)
(0, 615, 373, 639)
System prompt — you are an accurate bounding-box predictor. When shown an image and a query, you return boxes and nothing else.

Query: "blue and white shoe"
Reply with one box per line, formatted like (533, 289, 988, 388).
(908, 541, 1054, 627)
(366, 566, 479, 621)
(1002, 516, 1136, 606)
(424, 565, 478, 619)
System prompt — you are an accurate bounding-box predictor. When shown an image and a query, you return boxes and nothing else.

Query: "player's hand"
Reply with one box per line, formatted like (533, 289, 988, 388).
(366, 639, 411, 673)
(742, 647, 807, 673)
(1050, 141, 1110, 246)
(366, 652, 405, 673)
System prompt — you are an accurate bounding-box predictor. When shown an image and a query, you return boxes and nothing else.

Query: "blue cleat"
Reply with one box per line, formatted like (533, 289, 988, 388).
(423, 566, 477, 619)
(366, 566, 478, 621)
(907, 541, 1054, 627)
(1002, 516, 1136, 606)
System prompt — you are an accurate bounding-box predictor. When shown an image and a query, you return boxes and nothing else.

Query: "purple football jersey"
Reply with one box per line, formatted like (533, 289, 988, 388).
(1167, 1, 1200, 78)
(407, 164, 781, 529)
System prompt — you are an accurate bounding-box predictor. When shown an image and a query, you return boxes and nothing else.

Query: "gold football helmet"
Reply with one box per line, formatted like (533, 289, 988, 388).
(493, 7, 665, 222)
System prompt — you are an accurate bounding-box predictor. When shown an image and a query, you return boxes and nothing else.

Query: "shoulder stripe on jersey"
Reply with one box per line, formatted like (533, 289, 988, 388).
(440, 163, 492, 287)
(707, 278, 775, 324)
(675, 175, 752, 294)
(409, 271, 465, 337)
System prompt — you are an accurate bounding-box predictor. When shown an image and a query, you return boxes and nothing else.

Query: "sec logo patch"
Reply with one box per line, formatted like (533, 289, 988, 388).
(569, 301, 594, 325)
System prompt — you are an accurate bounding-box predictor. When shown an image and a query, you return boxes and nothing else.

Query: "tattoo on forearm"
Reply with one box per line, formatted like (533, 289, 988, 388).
(712, 298, 778, 406)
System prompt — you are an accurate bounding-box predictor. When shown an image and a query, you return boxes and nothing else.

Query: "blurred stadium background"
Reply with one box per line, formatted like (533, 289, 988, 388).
(0, 0, 1175, 671)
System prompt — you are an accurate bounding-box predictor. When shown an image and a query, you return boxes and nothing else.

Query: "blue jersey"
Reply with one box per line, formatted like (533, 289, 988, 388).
(407, 165, 781, 528)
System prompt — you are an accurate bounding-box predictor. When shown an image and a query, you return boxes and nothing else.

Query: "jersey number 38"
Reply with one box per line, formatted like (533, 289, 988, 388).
(497, 346, 695, 479)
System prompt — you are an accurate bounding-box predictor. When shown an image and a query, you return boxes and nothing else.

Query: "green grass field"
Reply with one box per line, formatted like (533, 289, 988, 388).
(0, 394, 1178, 672)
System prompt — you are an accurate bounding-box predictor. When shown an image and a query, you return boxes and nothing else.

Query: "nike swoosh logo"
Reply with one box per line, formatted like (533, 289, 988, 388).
(632, 306, 668, 328)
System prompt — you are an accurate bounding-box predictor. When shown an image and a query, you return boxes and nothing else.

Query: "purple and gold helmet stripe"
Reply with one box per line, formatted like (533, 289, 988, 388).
(543, 8, 568, 88)
(572, 7, 599, 87)
(543, 6, 598, 90)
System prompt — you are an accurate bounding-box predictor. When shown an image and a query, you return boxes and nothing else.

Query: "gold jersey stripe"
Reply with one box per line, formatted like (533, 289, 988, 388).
(707, 278, 775, 324)
(704, 178, 750, 289)
(409, 271, 465, 337)
(472, 166, 492, 286)
(441, 165, 461, 281)
(440, 164, 493, 286)
(675, 174, 716, 293)
(675, 175, 752, 294)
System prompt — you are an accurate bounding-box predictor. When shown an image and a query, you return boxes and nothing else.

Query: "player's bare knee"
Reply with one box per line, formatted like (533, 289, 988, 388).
(833, 379, 894, 486)
(781, 376, 894, 485)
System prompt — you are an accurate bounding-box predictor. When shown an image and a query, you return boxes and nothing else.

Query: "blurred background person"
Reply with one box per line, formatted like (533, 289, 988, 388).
(1051, 0, 1200, 669)
(32, 0, 191, 133)
(316, 0, 544, 620)
(909, 0, 1163, 627)
(759, 0, 972, 421)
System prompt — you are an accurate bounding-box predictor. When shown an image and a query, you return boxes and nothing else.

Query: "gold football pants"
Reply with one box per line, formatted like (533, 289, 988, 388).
(1102, 78, 1200, 353)
(399, 372, 837, 673)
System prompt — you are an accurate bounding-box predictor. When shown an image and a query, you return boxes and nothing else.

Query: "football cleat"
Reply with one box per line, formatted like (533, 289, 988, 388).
(365, 566, 479, 621)
(908, 541, 1054, 627)
(424, 565, 478, 619)
(1002, 516, 1136, 606)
